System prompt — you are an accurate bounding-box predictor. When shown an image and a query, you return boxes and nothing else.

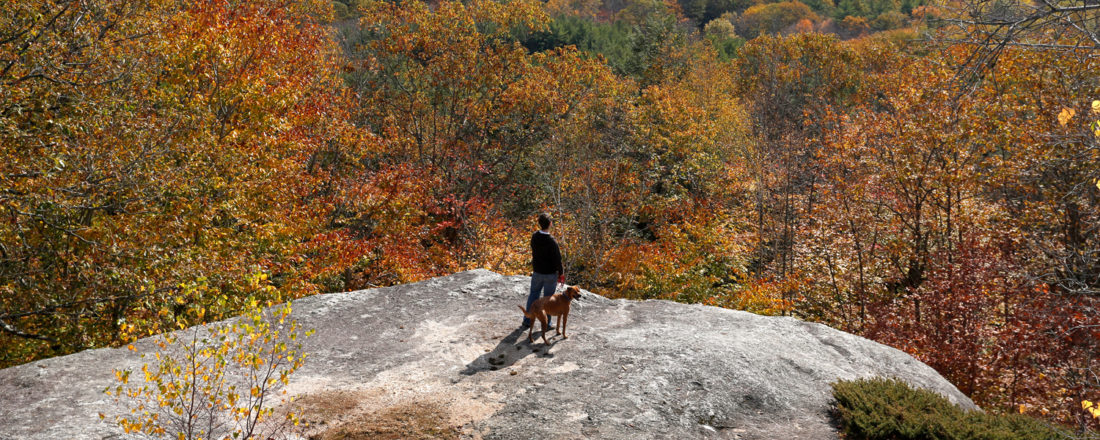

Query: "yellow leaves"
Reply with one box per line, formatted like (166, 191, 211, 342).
(1057, 107, 1075, 126)
(1084, 400, 1100, 419)
(1092, 100, 1100, 137)
(1059, 100, 1100, 136)
(107, 289, 311, 438)
(115, 369, 132, 384)
(2, 0, 354, 368)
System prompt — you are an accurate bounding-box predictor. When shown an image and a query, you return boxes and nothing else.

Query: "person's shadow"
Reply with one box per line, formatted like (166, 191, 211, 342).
(459, 325, 560, 376)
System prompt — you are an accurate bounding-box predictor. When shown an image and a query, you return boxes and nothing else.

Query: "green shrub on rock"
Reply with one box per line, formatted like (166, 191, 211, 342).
(831, 378, 1067, 440)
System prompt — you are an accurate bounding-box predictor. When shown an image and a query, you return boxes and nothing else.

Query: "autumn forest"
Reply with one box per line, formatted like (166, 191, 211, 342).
(2, 0, 1099, 432)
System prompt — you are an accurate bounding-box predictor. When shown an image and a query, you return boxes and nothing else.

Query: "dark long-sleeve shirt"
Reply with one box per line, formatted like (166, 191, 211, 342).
(531, 231, 563, 276)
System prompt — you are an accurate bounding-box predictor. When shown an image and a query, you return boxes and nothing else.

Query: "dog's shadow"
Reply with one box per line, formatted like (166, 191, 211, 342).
(459, 326, 560, 376)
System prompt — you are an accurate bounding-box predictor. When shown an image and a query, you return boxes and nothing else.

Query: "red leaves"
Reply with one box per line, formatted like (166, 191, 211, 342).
(860, 229, 1100, 426)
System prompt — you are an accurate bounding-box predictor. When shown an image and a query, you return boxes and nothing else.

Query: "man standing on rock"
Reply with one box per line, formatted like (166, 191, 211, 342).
(523, 212, 564, 329)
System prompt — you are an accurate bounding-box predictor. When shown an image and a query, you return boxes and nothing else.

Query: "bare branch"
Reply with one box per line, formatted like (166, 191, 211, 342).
(0, 318, 56, 342)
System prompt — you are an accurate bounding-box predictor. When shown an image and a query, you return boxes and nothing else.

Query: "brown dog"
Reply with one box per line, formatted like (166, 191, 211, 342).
(518, 285, 582, 344)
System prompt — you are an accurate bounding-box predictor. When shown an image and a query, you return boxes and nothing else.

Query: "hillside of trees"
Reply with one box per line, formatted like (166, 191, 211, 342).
(2, 0, 1098, 433)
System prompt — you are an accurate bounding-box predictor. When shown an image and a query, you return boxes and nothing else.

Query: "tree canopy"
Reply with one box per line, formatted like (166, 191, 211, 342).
(2, 0, 1098, 433)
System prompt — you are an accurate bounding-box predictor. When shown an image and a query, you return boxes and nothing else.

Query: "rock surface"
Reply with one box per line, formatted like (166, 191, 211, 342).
(0, 269, 976, 439)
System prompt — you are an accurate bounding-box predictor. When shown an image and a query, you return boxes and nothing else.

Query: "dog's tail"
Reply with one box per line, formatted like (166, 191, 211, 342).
(518, 305, 535, 319)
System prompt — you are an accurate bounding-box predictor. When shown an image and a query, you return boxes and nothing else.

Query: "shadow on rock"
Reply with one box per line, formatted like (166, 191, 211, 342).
(459, 326, 558, 376)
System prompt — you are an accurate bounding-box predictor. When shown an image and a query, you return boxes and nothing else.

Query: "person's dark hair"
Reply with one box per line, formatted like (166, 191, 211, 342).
(537, 213, 552, 230)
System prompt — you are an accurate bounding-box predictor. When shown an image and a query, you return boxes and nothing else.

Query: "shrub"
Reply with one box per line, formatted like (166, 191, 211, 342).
(831, 378, 1068, 440)
(104, 299, 312, 439)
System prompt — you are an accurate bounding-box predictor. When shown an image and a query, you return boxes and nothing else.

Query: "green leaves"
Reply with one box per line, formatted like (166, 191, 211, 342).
(832, 378, 1068, 440)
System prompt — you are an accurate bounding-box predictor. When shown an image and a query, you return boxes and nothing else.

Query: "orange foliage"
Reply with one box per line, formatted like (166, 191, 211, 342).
(3, 0, 1097, 432)
(0, 0, 359, 364)
(792, 18, 816, 34)
(737, 1, 818, 38)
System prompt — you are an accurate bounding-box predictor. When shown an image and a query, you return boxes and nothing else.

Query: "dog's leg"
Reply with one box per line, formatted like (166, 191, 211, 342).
(539, 314, 550, 344)
(562, 311, 569, 339)
(520, 306, 535, 342)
